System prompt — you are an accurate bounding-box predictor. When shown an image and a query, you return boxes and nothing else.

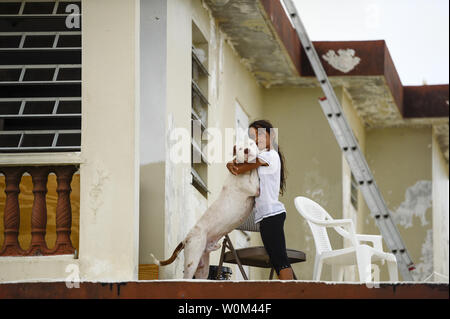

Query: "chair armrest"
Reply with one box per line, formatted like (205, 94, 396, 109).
(308, 218, 359, 246)
(356, 234, 383, 251)
(308, 217, 354, 228)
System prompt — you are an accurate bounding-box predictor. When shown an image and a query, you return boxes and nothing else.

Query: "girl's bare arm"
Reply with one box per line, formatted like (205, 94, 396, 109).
(226, 158, 268, 175)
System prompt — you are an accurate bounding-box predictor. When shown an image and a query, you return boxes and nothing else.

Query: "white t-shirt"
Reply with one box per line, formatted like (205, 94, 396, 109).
(254, 149, 286, 223)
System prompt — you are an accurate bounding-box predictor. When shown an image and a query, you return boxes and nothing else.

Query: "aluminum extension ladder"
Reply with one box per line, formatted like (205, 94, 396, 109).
(281, 0, 415, 281)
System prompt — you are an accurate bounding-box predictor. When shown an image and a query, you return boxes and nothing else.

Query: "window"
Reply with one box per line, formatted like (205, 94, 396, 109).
(0, 1, 82, 153)
(191, 22, 209, 198)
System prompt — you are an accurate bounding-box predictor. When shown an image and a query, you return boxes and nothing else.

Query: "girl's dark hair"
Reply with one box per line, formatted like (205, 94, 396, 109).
(248, 119, 287, 196)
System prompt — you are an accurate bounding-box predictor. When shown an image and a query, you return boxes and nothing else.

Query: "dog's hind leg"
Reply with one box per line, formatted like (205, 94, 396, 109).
(194, 252, 210, 279)
(183, 229, 207, 279)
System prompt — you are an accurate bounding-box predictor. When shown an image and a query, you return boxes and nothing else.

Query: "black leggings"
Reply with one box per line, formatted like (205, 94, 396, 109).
(259, 212, 291, 276)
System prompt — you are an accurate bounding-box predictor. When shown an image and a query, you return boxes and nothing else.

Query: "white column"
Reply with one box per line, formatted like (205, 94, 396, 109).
(80, 0, 140, 281)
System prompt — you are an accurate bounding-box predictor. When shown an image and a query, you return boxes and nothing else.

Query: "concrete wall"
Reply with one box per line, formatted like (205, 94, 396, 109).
(340, 88, 366, 281)
(162, 0, 203, 279)
(432, 131, 449, 282)
(78, 0, 141, 281)
(363, 127, 433, 281)
(139, 0, 167, 269)
(259, 86, 344, 281)
(340, 88, 366, 235)
(159, 0, 265, 279)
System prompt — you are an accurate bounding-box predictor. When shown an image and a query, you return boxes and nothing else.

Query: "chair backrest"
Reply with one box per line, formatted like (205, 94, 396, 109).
(236, 208, 260, 232)
(294, 196, 333, 255)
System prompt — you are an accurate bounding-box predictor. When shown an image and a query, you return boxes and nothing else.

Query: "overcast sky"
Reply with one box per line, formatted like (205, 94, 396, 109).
(292, 0, 449, 85)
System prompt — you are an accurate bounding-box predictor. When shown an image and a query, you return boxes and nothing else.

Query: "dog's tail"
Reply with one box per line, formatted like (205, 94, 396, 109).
(150, 242, 185, 266)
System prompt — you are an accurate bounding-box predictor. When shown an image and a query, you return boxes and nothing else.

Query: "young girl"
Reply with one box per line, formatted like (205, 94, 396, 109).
(226, 120, 294, 280)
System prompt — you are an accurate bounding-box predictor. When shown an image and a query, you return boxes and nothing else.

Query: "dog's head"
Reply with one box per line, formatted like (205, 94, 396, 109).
(234, 138, 259, 164)
(232, 138, 260, 196)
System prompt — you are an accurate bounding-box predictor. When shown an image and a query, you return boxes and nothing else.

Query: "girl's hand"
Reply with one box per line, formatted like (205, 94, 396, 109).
(227, 158, 266, 176)
(226, 161, 238, 176)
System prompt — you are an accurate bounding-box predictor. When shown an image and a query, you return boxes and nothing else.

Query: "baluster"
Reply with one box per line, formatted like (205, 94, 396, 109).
(0, 167, 25, 256)
(26, 166, 50, 256)
(49, 165, 78, 255)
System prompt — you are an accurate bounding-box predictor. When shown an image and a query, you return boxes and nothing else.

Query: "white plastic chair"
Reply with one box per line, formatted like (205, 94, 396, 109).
(294, 196, 398, 283)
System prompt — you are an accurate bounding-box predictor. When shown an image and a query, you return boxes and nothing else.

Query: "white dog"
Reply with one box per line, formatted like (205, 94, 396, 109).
(150, 139, 260, 279)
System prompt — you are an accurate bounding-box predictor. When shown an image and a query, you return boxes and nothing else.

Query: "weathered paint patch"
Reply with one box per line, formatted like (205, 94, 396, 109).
(433, 123, 449, 164)
(266, 76, 407, 129)
(392, 180, 432, 229)
(301, 219, 313, 252)
(89, 160, 110, 223)
(412, 229, 434, 281)
(304, 171, 331, 207)
(204, 0, 297, 86)
(85, 258, 113, 279)
(322, 49, 361, 74)
(165, 113, 176, 256)
(208, 6, 218, 105)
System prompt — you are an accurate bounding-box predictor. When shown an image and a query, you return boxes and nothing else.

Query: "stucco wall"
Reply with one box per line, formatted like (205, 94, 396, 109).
(340, 87, 366, 281)
(340, 87, 366, 236)
(159, 0, 265, 279)
(259, 86, 344, 281)
(78, 0, 141, 281)
(363, 127, 433, 281)
(432, 131, 449, 282)
(139, 0, 167, 268)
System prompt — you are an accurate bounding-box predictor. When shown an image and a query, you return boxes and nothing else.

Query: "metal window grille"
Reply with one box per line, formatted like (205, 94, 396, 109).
(191, 31, 210, 196)
(0, 1, 81, 153)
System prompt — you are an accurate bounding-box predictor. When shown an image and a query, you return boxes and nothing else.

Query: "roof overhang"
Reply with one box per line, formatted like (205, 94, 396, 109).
(203, 0, 449, 163)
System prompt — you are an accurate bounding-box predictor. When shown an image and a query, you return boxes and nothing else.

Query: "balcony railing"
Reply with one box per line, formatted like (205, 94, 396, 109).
(0, 164, 78, 256)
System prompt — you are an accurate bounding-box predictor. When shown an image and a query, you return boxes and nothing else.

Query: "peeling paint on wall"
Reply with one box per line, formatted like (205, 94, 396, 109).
(412, 229, 434, 281)
(164, 108, 209, 278)
(89, 161, 110, 223)
(208, 12, 218, 104)
(392, 180, 432, 229)
(218, 30, 225, 101)
(201, 0, 228, 108)
(193, 47, 207, 63)
(322, 49, 361, 74)
(432, 135, 449, 281)
(204, 0, 294, 88)
(165, 113, 176, 251)
(304, 171, 330, 207)
(301, 219, 313, 252)
(165, 112, 188, 278)
(230, 2, 255, 15)
(84, 258, 113, 279)
(433, 123, 449, 164)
